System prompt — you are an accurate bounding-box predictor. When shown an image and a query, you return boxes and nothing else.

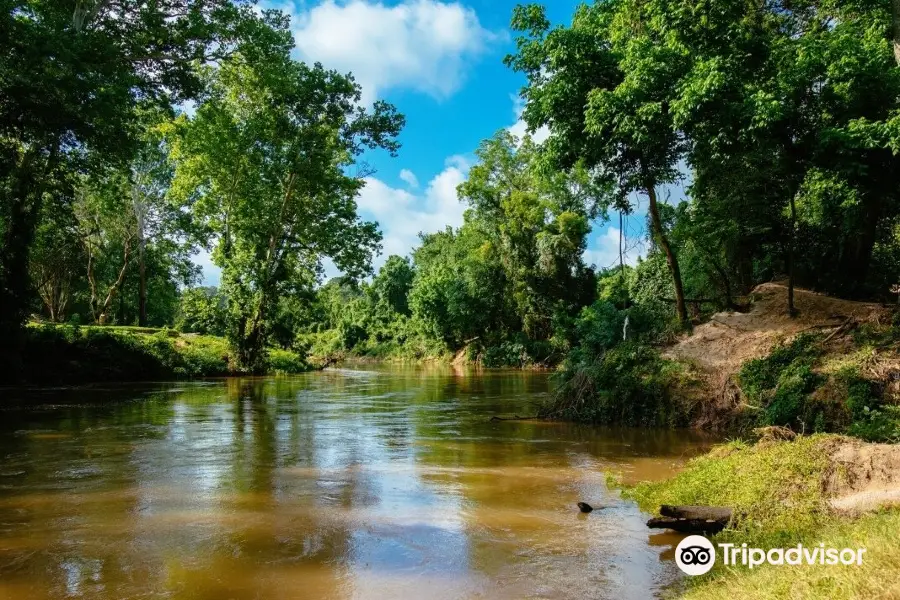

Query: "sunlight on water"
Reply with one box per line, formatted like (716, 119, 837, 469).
(0, 366, 716, 599)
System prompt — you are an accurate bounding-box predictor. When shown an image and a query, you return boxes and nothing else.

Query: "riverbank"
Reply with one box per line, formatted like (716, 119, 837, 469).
(4, 324, 311, 384)
(619, 434, 900, 598)
(544, 283, 900, 441)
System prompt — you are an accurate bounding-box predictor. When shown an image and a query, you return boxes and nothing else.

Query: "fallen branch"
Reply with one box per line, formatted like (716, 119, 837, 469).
(646, 505, 734, 534)
(821, 319, 855, 344)
(710, 319, 748, 332)
(647, 516, 728, 535)
(489, 414, 540, 422)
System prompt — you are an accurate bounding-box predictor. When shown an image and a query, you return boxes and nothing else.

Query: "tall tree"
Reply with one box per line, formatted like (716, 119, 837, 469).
(0, 0, 248, 340)
(73, 172, 138, 324)
(506, 2, 690, 326)
(167, 13, 404, 370)
(128, 114, 179, 326)
(458, 130, 598, 339)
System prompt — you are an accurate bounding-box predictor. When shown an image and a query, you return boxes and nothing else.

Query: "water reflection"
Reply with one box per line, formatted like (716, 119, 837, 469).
(0, 366, 715, 599)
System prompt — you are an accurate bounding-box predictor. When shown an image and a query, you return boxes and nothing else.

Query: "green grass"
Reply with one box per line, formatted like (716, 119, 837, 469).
(680, 509, 900, 600)
(7, 323, 310, 384)
(621, 435, 900, 598)
(626, 436, 833, 541)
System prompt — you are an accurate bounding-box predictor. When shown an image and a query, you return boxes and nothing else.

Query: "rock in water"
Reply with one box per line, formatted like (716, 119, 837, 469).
(577, 502, 593, 513)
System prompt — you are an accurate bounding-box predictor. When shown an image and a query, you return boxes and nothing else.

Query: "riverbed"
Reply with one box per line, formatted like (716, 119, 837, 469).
(0, 365, 716, 599)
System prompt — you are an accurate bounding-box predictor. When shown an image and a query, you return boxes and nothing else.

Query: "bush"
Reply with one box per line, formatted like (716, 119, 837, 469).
(546, 342, 691, 426)
(738, 334, 900, 438)
(8, 324, 296, 384)
(739, 334, 828, 430)
(267, 348, 308, 374)
(739, 333, 821, 403)
(177, 288, 227, 336)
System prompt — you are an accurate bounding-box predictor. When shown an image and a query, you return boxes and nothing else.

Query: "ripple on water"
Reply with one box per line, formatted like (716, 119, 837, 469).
(0, 368, 717, 600)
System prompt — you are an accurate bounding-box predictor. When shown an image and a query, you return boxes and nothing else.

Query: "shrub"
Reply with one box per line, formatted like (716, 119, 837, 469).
(177, 288, 227, 336)
(267, 348, 308, 374)
(546, 342, 690, 426)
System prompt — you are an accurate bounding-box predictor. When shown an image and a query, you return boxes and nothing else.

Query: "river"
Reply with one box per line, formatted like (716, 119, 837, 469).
(0, 365, 716, 599)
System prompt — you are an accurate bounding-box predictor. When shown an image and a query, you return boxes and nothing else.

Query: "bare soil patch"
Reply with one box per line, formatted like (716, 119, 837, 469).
(664, 283, 892, 427)
(824, 438, 900, 514)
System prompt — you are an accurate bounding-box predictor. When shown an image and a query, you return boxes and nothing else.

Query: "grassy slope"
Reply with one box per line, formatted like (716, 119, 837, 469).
(9, 323, 310, 384)
(623, 436, 900, 599)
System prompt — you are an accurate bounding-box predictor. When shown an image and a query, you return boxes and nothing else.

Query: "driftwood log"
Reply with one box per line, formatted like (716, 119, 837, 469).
(646, 505, 733, 535)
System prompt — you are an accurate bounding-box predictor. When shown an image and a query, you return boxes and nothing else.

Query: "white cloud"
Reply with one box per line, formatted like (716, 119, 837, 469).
(399, 168, 419, 189)
(357, 155, 469, 271)
(275, 0, 500, 104)
(508, 94, 550, 144)
(583, 225, 644, 271)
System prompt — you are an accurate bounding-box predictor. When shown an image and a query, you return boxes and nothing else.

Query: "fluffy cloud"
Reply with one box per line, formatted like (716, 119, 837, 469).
(583, 225, 644, 271)
(399, 168, 419, 189)
(275, 0, 500, 104)
(357, 155, 470, 270)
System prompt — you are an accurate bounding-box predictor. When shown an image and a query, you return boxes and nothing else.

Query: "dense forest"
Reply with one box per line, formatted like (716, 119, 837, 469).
(4, 0, 900, 435)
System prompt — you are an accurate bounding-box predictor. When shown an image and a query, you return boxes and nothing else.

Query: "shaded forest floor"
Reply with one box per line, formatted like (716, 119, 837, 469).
(666, 282, 890, 376)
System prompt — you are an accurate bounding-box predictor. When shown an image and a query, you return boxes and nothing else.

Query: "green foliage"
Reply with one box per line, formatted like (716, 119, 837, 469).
(739, 335, 820, 402)
(266, 348, 308, 374)
(737, 334, 900, 438)
(624, 436, 834, 544)
(847, 405, 900, 443)
(177, 287, 227, 336)
(623, 435, 900, 598)
(165, 20, 403, 371)
(370, 256, 414, 316)
(549, 342, 690, 427)
(7, 323, 310, 384)
(1, 0, 251, 340)
(739, 334, 823, 428)
(13, 324, 230, 383)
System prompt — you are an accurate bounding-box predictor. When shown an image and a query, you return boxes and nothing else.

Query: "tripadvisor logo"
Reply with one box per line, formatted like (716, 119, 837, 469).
(674, 535, 867, 576)
(675, 535, 716, 576)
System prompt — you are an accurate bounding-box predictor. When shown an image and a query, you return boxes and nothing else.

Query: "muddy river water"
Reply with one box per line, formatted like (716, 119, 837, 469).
(0, 366, 716, 599)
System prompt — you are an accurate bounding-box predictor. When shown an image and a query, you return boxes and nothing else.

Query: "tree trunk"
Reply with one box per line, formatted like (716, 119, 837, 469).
(893, 0, 900, 65)
(619, 210, 625, 278)
(646, 183, 688, 327)
(96, 240, 132, 324)
(787, 194, 797, 317)
(0, 146, 51, 338)
(706, 256, 733, 309)
(138, 238, 147, 326)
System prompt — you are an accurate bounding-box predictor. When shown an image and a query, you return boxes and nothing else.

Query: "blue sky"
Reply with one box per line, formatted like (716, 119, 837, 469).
(196, 0, 680, 285)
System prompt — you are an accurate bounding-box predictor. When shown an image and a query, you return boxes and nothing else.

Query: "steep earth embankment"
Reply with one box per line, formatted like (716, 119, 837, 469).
(664, 282, 896, 427)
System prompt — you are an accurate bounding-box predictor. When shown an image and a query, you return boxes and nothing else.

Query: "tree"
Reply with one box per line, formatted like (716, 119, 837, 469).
(667, 0, 900, 306)
(167, 13, 404, 370)
(457, 130, 597, 339)
(29, 187, 83, 322)
(0, 0, 249, 340)
(370, 256, 415, 316)
(409, 226, 508, 349)
(506, 3, 690, 327)
(177, 287, 227, 336)
(129, 114, 179, 326)
(74, 172, 138, 324)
